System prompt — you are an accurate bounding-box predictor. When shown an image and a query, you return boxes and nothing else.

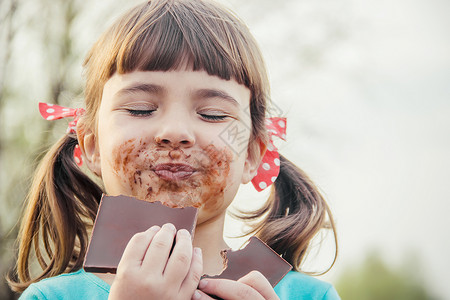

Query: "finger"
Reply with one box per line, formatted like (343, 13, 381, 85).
(191, 289, 213, 300)
(118, 225, 160, 270)
(198, 278, 264, 300)
(163, 229, 193, 283)
(238, 271, 279, 300)
(180, 247, 203, 296)
(141, 223, 177, 273)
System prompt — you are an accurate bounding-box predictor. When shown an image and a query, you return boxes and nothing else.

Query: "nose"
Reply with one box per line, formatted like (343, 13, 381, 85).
(154, 117, 195, 149)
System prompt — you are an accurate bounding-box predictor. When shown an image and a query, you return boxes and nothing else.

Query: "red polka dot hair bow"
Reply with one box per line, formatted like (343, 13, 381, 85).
(251, 117, 287, 192)
(39, 102, 85, 166)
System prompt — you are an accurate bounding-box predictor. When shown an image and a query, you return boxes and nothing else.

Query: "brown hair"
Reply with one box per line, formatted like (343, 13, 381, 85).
(8, 0, 336, 292)
(7, 134, 103, 292)
(235, 155, 338, 274)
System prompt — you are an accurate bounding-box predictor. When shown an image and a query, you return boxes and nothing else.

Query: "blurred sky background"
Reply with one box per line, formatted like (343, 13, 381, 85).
(1, 0, 449, 299)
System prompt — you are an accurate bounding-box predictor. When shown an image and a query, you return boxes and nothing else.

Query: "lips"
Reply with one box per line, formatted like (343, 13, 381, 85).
(153, 163, 196, 181)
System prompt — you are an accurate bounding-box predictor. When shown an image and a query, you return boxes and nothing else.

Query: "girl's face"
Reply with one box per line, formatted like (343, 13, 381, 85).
(83, 69, 261, 223)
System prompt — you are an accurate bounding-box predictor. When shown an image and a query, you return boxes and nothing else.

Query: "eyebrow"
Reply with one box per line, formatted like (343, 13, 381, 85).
(115, 83, 164, 97)
(114, 84, 240, 107)
(193, 89, 240, 107)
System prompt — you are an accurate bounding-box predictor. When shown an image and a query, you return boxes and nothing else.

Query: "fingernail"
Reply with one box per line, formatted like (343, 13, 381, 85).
(199, 279, 208, 289)
(148, 225, 160, 232)
(178, 229, 191, 237)
(194, 247, 202, 257)
(162, 223, 176, 232)
(193, 290, 201, 299)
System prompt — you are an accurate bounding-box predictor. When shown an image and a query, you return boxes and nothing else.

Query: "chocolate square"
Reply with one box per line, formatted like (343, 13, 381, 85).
(203, 236, 292, 287)
(83, 194, 198, 273)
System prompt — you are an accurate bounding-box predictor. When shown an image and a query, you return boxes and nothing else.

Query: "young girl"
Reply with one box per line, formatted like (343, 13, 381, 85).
(8, 0, 339, 299)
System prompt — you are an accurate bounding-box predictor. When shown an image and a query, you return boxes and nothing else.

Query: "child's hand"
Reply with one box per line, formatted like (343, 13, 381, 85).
(109, 223, 203, 300)
(193, 271, 279, 300)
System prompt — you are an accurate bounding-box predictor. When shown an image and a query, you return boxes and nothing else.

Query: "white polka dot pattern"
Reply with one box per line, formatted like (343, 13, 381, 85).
(39, 102, 85, 167)
(251, 117, 287, 192)
(274, 158, 280, 166)
(73, 145, 83, 167)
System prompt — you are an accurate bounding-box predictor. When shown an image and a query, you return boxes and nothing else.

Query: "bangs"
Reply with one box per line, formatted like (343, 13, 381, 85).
(83, 0, 269, 140)
(115, 1, 253, 87)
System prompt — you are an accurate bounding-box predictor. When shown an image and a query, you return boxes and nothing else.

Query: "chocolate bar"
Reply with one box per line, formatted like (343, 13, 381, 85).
(203, 236, 292, 287)
(83, 194, 198, 273)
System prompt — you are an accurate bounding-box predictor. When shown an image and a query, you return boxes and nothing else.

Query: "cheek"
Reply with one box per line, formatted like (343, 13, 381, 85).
(192, 144, 234, 211)
(108, 138, 159, 198)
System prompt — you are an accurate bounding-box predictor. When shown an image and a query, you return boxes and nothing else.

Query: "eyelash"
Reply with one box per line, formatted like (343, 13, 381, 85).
(127, 109, 156, 117)
(199, 114, 228, 121)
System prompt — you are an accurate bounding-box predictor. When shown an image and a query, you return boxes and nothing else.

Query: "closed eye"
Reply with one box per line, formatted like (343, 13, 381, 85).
(199, 113, 228, 121)
(127, 109, 156, 117)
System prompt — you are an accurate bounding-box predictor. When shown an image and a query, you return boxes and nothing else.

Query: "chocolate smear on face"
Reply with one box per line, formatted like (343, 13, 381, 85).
(111, 139, 232, 210)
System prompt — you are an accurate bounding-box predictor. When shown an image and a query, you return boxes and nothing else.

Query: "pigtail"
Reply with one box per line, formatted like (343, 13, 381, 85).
(238, 154, 337, 273)
(7, 134, 103, 292)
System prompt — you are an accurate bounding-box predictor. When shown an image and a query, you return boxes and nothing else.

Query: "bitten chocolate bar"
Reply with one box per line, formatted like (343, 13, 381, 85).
(83, 194, 198, 273)
(203, 236, 292, 287)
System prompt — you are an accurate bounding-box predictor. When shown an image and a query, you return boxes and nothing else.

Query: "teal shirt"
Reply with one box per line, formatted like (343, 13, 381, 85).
(274, 271, 340, 299)
(20, 269, 340, 300)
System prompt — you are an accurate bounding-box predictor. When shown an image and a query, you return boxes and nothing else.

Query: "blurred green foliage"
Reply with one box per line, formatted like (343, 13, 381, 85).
(335, 251, 438, 300)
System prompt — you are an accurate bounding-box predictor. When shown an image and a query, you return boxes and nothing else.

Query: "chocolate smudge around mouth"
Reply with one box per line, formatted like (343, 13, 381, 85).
(111, 139, 233, 210)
